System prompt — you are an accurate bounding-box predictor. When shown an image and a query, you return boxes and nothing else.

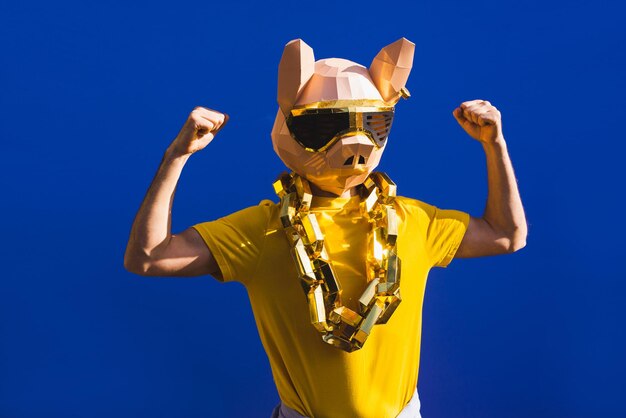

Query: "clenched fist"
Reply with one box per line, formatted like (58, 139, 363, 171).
(453, 100, 502, 144)
(170, 107, 229, 156)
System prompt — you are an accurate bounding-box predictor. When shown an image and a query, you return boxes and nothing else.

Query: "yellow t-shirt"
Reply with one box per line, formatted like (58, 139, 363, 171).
(192, 194, 469, 418)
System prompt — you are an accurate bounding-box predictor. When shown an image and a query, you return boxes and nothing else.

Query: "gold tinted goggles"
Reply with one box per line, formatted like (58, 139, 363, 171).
(286, 100, 395, 152)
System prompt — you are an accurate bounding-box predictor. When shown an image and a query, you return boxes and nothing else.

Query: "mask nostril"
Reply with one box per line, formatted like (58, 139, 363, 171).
(358, 155, 366, 164)
(344, 156, 354, 166)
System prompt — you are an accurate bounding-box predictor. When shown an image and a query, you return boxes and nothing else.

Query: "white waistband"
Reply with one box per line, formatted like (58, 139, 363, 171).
(271, 386, 422, 418)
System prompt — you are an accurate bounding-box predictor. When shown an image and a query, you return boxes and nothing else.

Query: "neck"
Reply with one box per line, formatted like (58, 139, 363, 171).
(309, 182, 360, 198)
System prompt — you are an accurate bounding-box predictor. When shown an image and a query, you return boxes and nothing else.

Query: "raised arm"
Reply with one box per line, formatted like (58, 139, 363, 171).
(123, 107, 228, 277)
(452, 100, 527, 257)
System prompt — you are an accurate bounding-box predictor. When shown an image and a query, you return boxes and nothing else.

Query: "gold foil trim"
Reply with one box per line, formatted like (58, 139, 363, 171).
(292, 99, 395, 110)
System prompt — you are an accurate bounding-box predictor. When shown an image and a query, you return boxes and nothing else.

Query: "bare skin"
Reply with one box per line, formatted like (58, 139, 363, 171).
(452, 99, 527, 256)
(123, 106, 226, 278)
(124, 100, 526, 278)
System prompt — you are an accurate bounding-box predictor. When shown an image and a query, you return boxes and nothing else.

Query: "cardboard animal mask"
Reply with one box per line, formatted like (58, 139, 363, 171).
(271, 38, 415, 196)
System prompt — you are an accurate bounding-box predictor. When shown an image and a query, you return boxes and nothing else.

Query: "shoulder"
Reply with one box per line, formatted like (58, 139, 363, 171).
(394, 195, 438, 219)
(218, 198, 278, 223)
(193, 198, 280, 236)
(395, 196, 469, 232)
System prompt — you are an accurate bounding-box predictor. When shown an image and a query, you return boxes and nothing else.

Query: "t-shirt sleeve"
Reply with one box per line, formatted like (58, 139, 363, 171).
(424, 205, 470, 268)
(191, 200, 275, 284)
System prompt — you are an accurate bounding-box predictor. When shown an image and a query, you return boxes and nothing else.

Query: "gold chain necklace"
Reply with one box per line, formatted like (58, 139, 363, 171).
(273, 171, 402, 352)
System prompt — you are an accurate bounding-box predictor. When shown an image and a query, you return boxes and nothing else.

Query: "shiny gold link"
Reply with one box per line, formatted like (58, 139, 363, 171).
(294, 176, 313, 210)
(376, 294, 402, 325)
(308, 285, 331, 332)
(385, 206, 398, 245)
(299, 279, 313, 295)
(371, 172, 397, 200)
(362, 176, 376, 194)
(352, 330, 367, 346)
(293, 238, 316, 283)
(315, 259, 341, 308)
(367, 227, 385, 269)
(314, 260, 336, 289)
(277, 171, 404, 352)
(280, 192, 296, 228)
(329, 306, 362, 327)
(362, 187, 379, 218)
(322, 334, 354, 352)
(385, 249, 401, 287)
(353, 299, 384, 346)
(273, 179, 285, 198)
(315, 259, 341, 294)
(376, 249, 401, 295)
(376, 282, 399, 294)
(366, 263, 379, 283)
(284, 227, 300, 245)
(358, 278, 380, 313)
(332, 320, 359, 346)
(376, 283, 390, 293)
(318, 245, 330, 262)
(360, 299, 384, 335)
(273, 172, 291, 198)
(301, 213, 324, 252)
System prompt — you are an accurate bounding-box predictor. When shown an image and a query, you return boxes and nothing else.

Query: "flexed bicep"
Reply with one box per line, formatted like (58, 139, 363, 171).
(131, 227, 222, 279)
(456, 216, 519, 258)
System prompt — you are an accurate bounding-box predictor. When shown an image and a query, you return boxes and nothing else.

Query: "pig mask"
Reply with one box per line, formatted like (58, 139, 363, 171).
(271, 38, 415, 196)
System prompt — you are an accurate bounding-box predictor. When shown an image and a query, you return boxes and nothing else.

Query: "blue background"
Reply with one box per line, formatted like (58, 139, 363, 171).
(1, 0, 624, 417)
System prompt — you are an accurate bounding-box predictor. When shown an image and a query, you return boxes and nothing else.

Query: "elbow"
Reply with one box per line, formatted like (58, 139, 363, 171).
(124, 258, 144, 276)
(505, 228, 528, 253)
(124, 252, 152, 276)
(507, 238, 527, 253)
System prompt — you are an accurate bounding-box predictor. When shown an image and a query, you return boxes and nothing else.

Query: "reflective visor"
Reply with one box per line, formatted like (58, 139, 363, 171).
(363, 111, 394, 147)
(286, 107, 394, 152)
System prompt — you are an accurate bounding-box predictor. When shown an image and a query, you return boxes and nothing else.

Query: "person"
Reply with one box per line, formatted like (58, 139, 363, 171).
(124, 38, 527, 418)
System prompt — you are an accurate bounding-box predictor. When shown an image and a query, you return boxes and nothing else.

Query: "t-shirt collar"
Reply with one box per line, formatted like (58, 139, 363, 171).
(310, 194, 363, 211)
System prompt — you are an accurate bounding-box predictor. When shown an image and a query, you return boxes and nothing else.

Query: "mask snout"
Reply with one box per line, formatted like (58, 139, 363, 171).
(326, 134, 377, 169)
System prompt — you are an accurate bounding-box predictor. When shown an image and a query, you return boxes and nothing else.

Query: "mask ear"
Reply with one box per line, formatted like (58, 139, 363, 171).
(369, 38, 415, 103)
(277, 39, 315, 117)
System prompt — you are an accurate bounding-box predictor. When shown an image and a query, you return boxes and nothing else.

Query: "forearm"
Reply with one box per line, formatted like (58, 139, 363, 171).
(124, 145, 191, 268)
(481, 137, 527, 249)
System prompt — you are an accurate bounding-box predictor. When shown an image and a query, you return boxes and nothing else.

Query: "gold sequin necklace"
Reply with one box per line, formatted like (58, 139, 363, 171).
(273, 171, 402, 352)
